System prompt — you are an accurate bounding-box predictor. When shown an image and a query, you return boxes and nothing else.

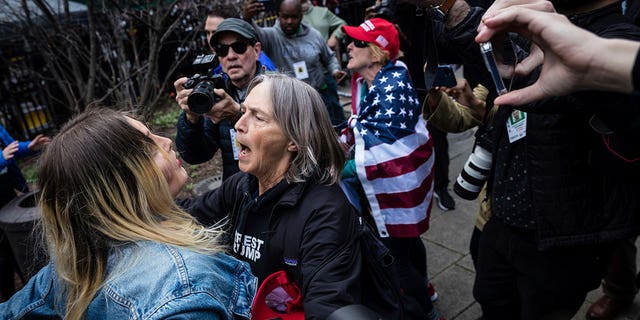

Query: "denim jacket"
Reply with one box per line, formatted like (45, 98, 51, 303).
(0, 241, 257, 319)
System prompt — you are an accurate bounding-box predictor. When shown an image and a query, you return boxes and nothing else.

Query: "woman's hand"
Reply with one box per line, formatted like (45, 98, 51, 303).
(473, 2, 638, 105)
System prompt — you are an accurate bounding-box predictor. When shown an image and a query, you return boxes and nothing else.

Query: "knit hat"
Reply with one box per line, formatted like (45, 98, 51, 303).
(211, 18, 258, 45)
(341, 18, 399, 60)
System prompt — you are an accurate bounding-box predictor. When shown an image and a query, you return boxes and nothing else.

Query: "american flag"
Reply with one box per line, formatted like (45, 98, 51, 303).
(344, 63, 434, 238)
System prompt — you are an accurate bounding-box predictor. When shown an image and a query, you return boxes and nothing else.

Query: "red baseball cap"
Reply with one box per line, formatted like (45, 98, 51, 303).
(341, 18, 399, 60)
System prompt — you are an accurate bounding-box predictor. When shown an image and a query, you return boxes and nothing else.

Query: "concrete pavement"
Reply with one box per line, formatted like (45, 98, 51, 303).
(425, 129, 640, 320)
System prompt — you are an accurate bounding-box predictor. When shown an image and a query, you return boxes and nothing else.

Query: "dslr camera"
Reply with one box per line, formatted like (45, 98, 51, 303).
(183, 53, 229, 115)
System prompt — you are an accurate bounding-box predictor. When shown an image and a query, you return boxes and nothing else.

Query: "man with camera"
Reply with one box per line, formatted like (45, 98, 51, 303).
(174, 18, 270, 181)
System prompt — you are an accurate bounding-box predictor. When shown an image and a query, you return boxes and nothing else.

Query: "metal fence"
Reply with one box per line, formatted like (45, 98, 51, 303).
(0, 52, 55, 140)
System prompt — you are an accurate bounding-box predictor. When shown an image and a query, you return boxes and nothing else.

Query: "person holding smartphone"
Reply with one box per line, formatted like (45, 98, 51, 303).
(413, 0, 640, 318)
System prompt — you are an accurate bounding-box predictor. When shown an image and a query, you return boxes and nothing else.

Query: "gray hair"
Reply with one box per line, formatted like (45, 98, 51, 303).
(247, 73, 345, 185)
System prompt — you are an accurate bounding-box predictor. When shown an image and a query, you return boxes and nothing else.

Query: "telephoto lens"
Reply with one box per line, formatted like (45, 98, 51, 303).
(453, 144, 492, 200)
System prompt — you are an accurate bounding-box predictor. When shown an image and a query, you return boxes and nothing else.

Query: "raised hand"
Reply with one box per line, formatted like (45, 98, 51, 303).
(3, 141, 19, 160)
(28, 134, 51, 151)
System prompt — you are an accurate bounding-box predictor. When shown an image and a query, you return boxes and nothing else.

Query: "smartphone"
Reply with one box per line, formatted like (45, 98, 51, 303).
(257, 0, 275, 11)
(479, 42, 508, 96)
(433, 64, 457, 88)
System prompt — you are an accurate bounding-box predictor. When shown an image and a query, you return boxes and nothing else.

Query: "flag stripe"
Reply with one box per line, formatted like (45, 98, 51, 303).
(385, 218, 431, 238)
(377, 194, 433, 224)
(367, 157, 434, 193)
(365, 140, 434, 180)
(375, 169, 434, 209)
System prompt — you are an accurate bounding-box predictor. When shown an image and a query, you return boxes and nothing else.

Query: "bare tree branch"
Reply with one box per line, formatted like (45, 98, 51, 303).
(2, 0, 206, 120)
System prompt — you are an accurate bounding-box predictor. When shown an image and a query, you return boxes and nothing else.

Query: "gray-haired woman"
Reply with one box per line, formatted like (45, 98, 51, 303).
(179, 73, 363, 319)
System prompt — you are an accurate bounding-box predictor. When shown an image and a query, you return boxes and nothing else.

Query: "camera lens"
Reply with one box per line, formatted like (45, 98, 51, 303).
(187, 80, 218, 114)
(453, 145, 492, 200)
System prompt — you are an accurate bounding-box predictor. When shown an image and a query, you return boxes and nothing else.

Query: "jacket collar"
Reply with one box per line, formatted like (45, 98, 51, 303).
(568, 1, 623, 28)
(239, 173, 310, 209)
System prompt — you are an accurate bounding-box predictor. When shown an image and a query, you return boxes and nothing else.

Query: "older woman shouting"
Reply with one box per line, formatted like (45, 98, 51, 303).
(179, 73, 363, 319)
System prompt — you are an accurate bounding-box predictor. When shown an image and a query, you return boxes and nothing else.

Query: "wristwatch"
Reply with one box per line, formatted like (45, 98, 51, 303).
(434, 0, 456, 17)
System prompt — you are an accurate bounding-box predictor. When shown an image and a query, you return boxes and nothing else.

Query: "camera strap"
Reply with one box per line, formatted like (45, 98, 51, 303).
(422, 10, 442, 90)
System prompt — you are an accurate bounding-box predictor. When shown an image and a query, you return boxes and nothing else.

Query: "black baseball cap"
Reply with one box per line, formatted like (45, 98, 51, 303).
(211, 18, 258, 45)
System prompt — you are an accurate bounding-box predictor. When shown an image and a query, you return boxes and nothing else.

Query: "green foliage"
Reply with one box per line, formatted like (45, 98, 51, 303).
(189, 165, 200, 178)
(16, 158, 38, 185)
(150, 108, 181, 128)
(21, 161, 38, 183)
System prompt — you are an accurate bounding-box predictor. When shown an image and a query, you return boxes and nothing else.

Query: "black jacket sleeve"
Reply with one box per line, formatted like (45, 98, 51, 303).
(297, 186, 363, 320)
(176, 173, 243, 227)
(175, 112, 221, 165)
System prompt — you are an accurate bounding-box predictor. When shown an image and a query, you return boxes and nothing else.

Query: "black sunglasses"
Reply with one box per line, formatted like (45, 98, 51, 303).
(212, 40, 251, 57)
(346, 36, 369, 48)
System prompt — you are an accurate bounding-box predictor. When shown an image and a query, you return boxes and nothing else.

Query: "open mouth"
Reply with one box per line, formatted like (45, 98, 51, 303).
(239, 143, 251, 157)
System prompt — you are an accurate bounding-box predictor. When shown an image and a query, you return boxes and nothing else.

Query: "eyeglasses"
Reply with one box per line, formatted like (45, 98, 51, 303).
(212, 40, 251, 57)
(346, 36, 369, 48)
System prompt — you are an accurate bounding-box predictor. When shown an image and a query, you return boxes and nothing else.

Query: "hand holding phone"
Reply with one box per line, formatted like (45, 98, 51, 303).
(257, 0, 275, 11)
(433, 64, 457, 88)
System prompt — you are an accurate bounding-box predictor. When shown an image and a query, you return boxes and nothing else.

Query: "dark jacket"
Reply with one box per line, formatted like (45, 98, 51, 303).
(175, 62, 267, 181)
(441, 2, 640, 250)
(175, 114, 238, 180)
(178, 172, 363, 320)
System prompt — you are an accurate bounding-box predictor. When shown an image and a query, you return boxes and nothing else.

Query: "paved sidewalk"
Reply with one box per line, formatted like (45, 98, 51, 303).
(424, 130, 640, 320)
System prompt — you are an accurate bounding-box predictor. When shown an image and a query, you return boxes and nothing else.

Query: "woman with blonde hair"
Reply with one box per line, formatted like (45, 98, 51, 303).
(0, 108, 256, 319)
(341, 18, 439, 320)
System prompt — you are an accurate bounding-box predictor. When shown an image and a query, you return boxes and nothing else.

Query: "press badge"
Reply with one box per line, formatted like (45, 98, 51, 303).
(506, 110, 527, 143)
(293, 61, 309, 80)
(230, 128, 240, 160)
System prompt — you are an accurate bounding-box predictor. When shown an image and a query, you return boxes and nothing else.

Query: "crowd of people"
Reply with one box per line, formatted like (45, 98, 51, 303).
(1, 0, 640, 319)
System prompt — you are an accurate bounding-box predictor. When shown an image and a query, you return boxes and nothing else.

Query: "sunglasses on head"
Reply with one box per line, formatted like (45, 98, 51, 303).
(212, 40, 251, 57)
(346, 36, 369, 48)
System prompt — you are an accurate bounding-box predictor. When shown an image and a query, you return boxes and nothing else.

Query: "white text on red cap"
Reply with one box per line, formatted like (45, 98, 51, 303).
(358, 20, 389, 49)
